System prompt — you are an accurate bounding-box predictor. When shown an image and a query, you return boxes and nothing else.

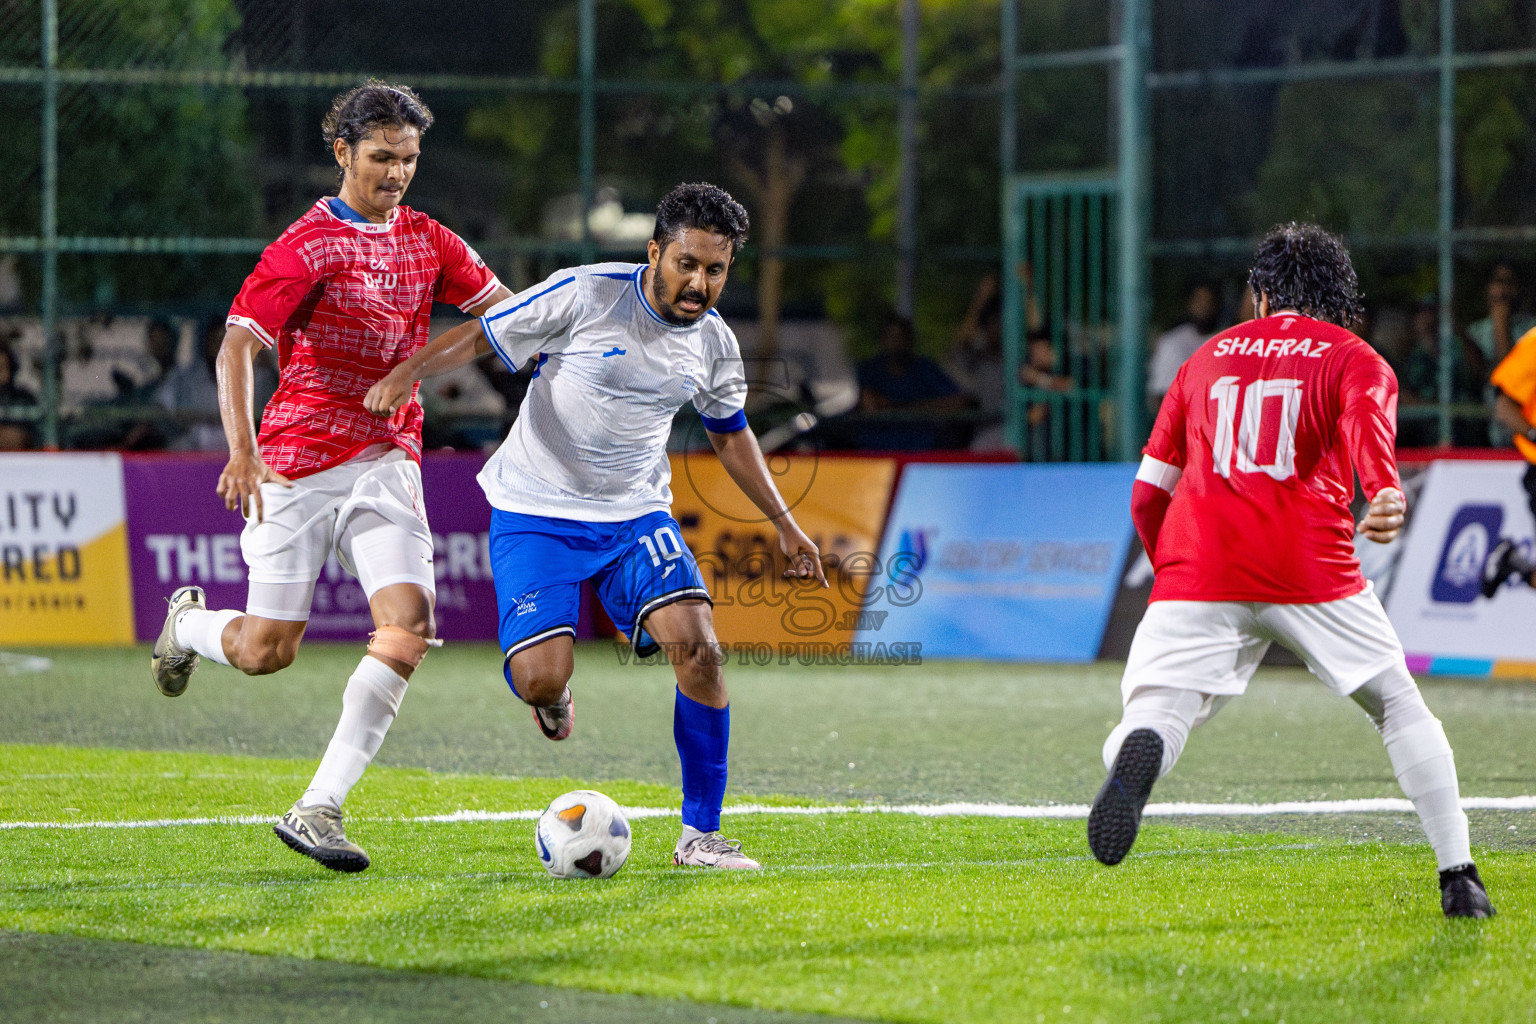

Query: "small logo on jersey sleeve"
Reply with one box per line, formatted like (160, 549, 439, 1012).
(1431, 505, 1504, 604)
(602, 346, 627, 358)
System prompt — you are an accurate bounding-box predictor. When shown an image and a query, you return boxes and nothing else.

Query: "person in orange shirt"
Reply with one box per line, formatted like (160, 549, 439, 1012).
(1480, 325, 1536, 595)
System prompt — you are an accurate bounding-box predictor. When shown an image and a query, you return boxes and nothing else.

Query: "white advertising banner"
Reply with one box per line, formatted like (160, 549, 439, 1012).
(1385, 459, 1536, 666)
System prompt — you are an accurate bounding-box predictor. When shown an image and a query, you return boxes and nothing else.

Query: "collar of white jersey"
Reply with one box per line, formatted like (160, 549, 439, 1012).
(632, 265, 714, 332)
(314, 197, 398, 235)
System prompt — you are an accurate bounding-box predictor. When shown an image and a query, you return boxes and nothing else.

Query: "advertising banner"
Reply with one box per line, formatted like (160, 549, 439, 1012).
(862, 463, 1136, 661)
(1385, 459, 1536, 672)
(124, 452, 503, 643)
(669, 453, 897, 656)
(0, 452, 135, 645)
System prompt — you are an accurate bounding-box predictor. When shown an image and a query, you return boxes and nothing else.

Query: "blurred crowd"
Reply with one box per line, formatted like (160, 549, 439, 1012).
(0, 264, 1530, 456)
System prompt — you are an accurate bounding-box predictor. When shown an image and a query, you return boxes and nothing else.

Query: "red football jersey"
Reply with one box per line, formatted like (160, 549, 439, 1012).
(1139, 313, 1400, 604)
(226, 199, 500, 479)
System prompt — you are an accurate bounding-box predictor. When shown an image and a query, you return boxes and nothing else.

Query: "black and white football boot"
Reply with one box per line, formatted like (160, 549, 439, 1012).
(532, 686, 575, 741)
(1087, 728, 1164, 866)
(1480, 538, 1535, 599)
(1440, 863, 1496, 919)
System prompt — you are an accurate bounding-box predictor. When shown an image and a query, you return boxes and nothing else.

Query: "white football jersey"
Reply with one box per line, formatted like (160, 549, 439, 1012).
(476, 262, 748, 522)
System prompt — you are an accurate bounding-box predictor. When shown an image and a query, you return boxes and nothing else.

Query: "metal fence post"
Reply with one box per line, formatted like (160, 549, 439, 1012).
(1000, 0, 1022, 452)
(578, 0, 596, 265)
(896, 0, 918, 319)
(40, 0, 60, 450)
(1115, 0, 1150, 461)
(1436, 0, 1455, 445)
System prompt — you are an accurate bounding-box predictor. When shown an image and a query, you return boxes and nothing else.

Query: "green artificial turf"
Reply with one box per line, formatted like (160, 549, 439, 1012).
(1, 645, 1532, 1022)
(5, 643, 1536, 806)
(0, 745, 1531, 1024)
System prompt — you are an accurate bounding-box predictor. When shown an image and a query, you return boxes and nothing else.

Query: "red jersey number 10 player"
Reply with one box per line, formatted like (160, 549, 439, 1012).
(1087, 223, 1493, 919)
(148, 82, 512, 873)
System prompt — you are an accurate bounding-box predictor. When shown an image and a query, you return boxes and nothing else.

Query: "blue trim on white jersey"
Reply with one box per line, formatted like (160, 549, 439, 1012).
(594, 271, 633, 280)
(480, 317, 518, 374)
(485, 276, 575, 322)
(529, 352, 550, 378)
(700, 409, 748, 434)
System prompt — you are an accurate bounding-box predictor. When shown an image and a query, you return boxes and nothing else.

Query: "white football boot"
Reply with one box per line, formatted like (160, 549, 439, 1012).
(151, 586, 205, 697)
(273, 802, 370, 873)
(673, 830, 761, 870)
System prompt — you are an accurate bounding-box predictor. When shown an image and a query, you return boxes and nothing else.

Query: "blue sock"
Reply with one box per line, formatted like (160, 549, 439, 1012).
(673, 689, 729, 833)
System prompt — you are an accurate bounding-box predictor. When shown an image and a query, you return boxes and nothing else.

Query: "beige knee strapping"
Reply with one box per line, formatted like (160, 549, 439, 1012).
(367, 625, 442, 668)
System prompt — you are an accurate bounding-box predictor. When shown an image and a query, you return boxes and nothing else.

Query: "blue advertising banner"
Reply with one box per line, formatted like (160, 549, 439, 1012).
(857, 463, 1137, 661)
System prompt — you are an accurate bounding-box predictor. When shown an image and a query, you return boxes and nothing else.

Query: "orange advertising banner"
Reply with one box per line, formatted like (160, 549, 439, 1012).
(668, 452, 898, 654)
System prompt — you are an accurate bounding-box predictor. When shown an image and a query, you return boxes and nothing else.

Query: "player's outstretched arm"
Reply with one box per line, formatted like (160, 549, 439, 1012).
(364, 312, 501, 418)
(215, 324, 291, 522)
(707, 426, 829, 587)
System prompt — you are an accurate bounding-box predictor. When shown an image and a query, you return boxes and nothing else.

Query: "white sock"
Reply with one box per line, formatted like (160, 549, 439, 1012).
(1385, 717, 1472, 872)
(300, 655, 409, 811)
(1104, 686, 1208, 777)
(174, 608, 241, 667)
(677, 824, 706, 850)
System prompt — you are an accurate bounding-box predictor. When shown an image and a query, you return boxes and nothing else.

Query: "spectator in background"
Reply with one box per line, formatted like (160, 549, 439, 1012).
(0, 255, 22, 313)
(946, 275, 1006, 450)
(158, 321, 233, 451)
(1382, 299, 1444, 449)
(1147, 282, 1221, 411)
(0, 346, 37, 450)
(946, 268, 1049, 451)
(1465, 263, 1536, 447)
(856, 313, 967, 450)
(1020, 328, 1074, 460)
(112, 319, 181, 451)
(60, 329, 123, 411)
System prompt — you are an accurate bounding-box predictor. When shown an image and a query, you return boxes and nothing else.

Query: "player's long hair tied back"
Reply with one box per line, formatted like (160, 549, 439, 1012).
(653, 183, 751, 258)
(1247, 222, 1365, 329)
(322, 80, 435, 183)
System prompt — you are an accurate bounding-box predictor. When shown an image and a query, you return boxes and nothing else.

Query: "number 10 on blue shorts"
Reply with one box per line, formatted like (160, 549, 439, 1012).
(488, 508, 711, 672)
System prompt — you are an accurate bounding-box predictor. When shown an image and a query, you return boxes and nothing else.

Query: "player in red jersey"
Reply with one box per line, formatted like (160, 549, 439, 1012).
(148, 82, 511, 872)
(1088, 224, 1493, 918)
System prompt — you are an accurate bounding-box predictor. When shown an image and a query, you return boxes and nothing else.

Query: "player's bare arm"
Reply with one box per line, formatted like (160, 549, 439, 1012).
(1357, 486, 1406, 544)
(707, 426, 828, 587)
(214, 323, 291, 521)
(1493, 389, 1536, 442)
(363, 285, 512, 416)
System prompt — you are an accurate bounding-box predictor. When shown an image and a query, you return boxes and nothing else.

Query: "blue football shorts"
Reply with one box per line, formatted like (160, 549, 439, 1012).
(489, 507, 711, 675)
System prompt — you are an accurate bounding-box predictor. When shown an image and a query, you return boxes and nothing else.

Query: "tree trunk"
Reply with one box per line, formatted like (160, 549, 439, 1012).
(732, 121, 805, 360)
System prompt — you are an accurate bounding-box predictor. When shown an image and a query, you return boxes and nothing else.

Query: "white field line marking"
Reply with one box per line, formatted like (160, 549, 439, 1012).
(3, 796, 1535, 832)
(0, 843, 1328, 897)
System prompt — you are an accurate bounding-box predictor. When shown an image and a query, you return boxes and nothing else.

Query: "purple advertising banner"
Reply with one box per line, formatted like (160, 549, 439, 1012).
(124, 452, 504, 642)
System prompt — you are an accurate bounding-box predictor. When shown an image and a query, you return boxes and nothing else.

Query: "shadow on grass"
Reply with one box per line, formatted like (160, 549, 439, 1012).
(0, 929, 875, 1024)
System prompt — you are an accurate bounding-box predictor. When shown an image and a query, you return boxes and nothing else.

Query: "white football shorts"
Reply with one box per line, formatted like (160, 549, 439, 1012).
(1120, 582, 1405, 702)
(241, 445, 436, 621)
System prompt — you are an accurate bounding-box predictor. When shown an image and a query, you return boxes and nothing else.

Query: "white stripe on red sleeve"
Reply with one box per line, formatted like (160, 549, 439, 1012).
(226, 315, 277, 349)
(459, 276, 502, 313)
(1135, 454, 1182, 494)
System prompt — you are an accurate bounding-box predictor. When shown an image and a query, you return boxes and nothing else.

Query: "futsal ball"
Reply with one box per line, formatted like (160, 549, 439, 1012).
(534, 789, 631, 879)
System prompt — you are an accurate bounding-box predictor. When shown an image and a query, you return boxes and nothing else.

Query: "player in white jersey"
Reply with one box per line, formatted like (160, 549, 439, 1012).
(365, 183, 827, 869)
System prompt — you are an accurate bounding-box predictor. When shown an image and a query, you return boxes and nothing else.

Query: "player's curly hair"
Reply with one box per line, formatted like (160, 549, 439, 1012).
(652, 183, 750, 259)
(321, 80, 433, 182)
(1247, 222, 1365, 328)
